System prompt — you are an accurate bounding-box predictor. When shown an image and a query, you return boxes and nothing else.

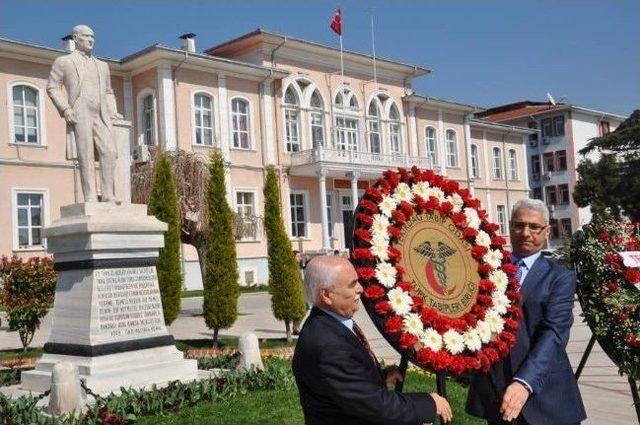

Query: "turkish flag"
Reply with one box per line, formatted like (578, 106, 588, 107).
(330, 9, 342, 35)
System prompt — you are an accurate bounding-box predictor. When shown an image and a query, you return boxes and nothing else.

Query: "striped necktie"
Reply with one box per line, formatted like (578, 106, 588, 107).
(352, 321, 378, 366)
(514, 259, 526, 291)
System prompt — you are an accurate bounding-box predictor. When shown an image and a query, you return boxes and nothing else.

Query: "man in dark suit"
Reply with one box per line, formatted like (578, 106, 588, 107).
(466, 199, 586, 424)
(293, 255, 451, 425)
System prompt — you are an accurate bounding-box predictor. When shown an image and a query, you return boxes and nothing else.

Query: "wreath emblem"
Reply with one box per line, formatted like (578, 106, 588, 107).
(351, 167, 521, 375)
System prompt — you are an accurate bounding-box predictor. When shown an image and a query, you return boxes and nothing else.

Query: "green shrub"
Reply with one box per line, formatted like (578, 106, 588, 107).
(0, 256, 56, 351)
(263, 167, 306, 341)
(148, 152, 183, 325)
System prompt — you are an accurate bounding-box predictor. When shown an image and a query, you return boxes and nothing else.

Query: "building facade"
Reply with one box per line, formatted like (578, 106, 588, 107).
(1, 29, 535, 289)
(476, 102, 625, 248)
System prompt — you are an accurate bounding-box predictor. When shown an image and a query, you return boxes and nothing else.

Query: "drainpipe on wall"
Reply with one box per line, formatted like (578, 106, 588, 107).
(170, 49, 189, 152)
(502, 134, 511, 230)
(463, 113, 474, 196)
(271, 37, 287, 67)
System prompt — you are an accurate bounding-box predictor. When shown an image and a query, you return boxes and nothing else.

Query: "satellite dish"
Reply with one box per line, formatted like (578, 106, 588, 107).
(546, 92, 557, 106)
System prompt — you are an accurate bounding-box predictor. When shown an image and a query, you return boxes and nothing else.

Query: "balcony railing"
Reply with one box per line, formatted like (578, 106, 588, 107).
(290, 146, 435, 170)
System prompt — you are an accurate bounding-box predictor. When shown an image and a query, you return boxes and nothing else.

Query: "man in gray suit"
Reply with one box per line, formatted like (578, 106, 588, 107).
(47, 25, 121, 202)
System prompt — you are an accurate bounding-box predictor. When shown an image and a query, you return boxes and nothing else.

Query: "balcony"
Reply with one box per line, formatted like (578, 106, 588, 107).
(289, 146, 438, 177)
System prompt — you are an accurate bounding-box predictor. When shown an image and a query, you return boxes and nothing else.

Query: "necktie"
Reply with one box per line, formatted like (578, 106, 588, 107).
(514, 259, 526, 291)
(352, 321, 378, 366)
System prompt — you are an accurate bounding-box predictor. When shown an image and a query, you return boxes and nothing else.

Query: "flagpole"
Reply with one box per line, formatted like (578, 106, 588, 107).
(370, 10, 377, 92)
(339, 14, 345, 152)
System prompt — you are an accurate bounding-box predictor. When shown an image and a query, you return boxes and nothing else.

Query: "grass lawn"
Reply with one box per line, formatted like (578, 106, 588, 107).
(0, 347, 42, 362)
(175, 337, 296, 351)
(137, 366, 483, 425)
(181, 285, 268, 298)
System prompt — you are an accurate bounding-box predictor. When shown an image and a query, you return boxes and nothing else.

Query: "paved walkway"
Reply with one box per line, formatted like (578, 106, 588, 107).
(0, 293, 636, 424)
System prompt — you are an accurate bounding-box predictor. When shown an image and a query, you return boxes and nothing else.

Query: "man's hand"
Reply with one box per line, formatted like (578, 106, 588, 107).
(429, 393, 452, 423)
(384, 365, 403, 388)
(63, 108, 77, 125)
(500, 381, 530, 422)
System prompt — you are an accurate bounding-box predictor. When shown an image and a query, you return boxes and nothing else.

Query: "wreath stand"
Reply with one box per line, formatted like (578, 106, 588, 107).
(394, 353, 451, 425)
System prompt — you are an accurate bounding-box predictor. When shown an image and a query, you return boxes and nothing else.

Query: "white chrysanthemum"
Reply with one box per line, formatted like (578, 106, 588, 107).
(412, 181, 431, 199)
(375, 262, 397, 288)
(387, 288, 413, 316)
(483, 249, 503, 269)
(420, 328, 443, 352)
(491, 292, 511, 315)
(403, 313, 424, 336)
(485, 310, 505, 334)
(475, 230, 491, 248)
(394, 182, 413, 203)
(489, 270, 509, 293)
(371, 214, 390, 238)
(464, 207, 481, 229)
(450, 193, 464, 213)
(379, 195, 398, 217)
(443, 329, 466, 355)
(476, 320, 492, 343)
(463, 329, 483, 352)
(370, 238, 389, 261)
(425, 187, 446, 202)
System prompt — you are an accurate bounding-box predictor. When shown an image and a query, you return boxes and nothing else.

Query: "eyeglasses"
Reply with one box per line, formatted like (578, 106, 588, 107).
(510, 221, 548, 234)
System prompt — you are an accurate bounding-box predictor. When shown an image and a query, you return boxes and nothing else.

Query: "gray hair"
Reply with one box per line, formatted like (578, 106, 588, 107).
(72, 25, 93, 39)
(303, 256, 347, 306)
(511, 198, 549, 225)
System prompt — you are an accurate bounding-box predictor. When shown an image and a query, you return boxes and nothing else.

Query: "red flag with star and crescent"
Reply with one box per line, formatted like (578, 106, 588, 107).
(330, 9, 342, 35)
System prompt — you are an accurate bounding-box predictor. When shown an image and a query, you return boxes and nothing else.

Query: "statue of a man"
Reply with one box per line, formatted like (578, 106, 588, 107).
(47, 25, 122, 203)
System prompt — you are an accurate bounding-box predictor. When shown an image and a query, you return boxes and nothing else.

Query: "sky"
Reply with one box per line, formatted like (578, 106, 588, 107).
(1, 0, 638, 116)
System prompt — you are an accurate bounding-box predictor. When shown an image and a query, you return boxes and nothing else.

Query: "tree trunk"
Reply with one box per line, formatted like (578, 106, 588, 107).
(285, 320, 292, 342)
(196, 242, 208, 283)
(213, 328, 219, 348)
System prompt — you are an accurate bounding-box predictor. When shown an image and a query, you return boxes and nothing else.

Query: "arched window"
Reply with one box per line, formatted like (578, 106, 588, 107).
(193, 92, 214, 146)
(367, 100, 381, 154)
(388, 104, 401, 154)
(12, 85, 40, 144)
(309, 90, 325, 148)
(470, 144, 480, 178)
(283, 86, 301, 152)
(492, 147, 503, 179)
(424, 126, 438, 166)
(508, 149, 518, 180)
(334, 88, 359, 152)
(445, 129, 458, 167)
(231, 98, 250, 149)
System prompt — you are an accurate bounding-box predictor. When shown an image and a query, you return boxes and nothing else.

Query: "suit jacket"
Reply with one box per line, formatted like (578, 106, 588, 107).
(466, 255, 587, 424)
(293, 308, 436, 425)
(47, 50, 116, 159)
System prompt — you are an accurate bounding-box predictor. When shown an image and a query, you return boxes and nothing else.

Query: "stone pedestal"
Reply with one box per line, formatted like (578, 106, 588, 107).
(21, 202, 199, 395)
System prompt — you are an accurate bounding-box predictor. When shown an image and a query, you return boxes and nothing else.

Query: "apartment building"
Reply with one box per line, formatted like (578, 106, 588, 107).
(1, 29, 533, 289)
(477, 101, 625, 248)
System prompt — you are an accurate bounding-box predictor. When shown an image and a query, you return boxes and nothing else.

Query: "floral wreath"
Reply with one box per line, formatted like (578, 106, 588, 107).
(351, 167, 522, 375)
(570, 216, 640, 379)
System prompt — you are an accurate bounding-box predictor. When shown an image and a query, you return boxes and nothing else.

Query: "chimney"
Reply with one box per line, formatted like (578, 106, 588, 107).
(179, 33, 196, 53)
(61, 34, 75, 52)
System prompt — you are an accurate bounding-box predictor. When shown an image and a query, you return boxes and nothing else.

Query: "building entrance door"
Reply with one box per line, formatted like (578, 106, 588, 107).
(341, 195, 354, 252)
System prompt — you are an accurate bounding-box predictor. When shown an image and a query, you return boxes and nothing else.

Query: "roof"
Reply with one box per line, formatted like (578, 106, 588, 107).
(476, 100, 626, 122)
(404, 93, 481, 113)
(205, 28, 430, 78)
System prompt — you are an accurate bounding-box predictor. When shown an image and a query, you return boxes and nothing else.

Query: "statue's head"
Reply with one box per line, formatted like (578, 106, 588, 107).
(72, 25, 94, 53)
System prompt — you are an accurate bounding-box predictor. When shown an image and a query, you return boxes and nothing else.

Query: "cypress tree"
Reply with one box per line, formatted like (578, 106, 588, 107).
(148, 152, 182, 325)
(263, 166, 306, 341)
(203, 152, 239, 346)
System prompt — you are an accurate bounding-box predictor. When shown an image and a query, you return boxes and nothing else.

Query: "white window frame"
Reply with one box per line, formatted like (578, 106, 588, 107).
(389, 121, 401, 154)
(496, 204, 508, 235)
(492, 147, 503, 179)
(508, 149, 518, 180)
(424, 126, 438, 167)
(136, 88, 158, 146)
(230, 96, 252, 150)
(192, 90, 215, 147)
(11, 188, 49, 251)
(234, 188, 259, 241)
(309, 89, 326, 149)
(470, 143, 480, 178)
(335, 117, 359, 152)
(445, 129, 458, 167)
(289, 190, 309, 239)
(7, 81, 47, 147)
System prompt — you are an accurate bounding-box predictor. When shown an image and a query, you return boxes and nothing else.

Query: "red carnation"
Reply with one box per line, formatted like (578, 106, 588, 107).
(504, 318, 519, 331)
(398, 167, 410, 183)
(502, 263, 518, 276)
(477, 263, 493, 276)
(432, 175, 445, 188)
(425, 196, 440, 212)
(388, 246, 402, 262)
(476, 295, 492, 307)
(377, 179, 391, 194)
(411, 295, 424, 311)
(396, 280, 413, 292)
(445, 180, 460, 194)
(598, 232, 611, 240)
(382, 170, 399, 189)
(605, 281, 619, 293)
(458, 187, 470, 200)
(625, 268, 640, 283)
(604, 252, 621, 265)
(388, 226, 402, 240)
(363, 284, 386, 299)
(477, 352, 491, 372)
(420, 307, 439, 324)
(357, 267, 376, 281)
(439, 201, 454, 216)
(431, 351, 453, 371)
(507, 305, 522, 320)
(625, 334, 640, 349)
(466, 198, 480, 209)
(483, 347, 499, 363)
(506, 290, 522, 303)
(391, 210, 407, 225)
(478, 279, 495, 292)
(411, 166, 424, 181)
(452, 318, 468, 333)
(399, 201, 414, 218)
(449, 356, 467, 375)
(385, 315, 403, 334)
(471, 245, 489, 260)
(356, 213, 373, 228)
(482, 222, 500, 234)
(491, 236, 507, 247)
(507, 278, 520, 290)
(375, 300, 392, 315)
(626, 239, 639, 251)
(500, 331, 517, 348)
(364, 186, 383, 202)
(433, 316, 453, 333)
(463, 313, 478, 327)
(472, 305, 486, 320)
(359, 199, 378, 214)
(463, 227, 479, 240)
(452, 212, 467, 229)
(395, 264, 406, 277)
(399, 332, 419, 350)
(493, 339, 509, 357)
(478, 209, 489, 220)
(416, 347, 433, 365)
(352, 248, 374, 261)
(354, 228, 372, 244)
